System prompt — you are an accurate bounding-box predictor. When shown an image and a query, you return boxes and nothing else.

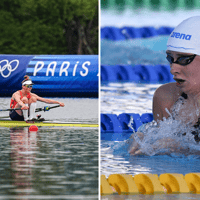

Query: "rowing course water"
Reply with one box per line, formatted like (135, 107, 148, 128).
(0, 97, 98, 123)
(0, 98, 98, 199)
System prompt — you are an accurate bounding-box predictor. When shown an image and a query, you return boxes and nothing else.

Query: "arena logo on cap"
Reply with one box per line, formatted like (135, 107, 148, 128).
(171, 32, 192, 40)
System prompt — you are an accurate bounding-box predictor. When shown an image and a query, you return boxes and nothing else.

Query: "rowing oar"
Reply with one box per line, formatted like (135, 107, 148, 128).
(0, 105, 60, 112)
(0, 108, 22, 112)
(35, 105, 60, 112)
(0, 105, 61, 118)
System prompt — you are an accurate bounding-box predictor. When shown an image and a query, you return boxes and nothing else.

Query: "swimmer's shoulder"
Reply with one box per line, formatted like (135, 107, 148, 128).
(154, 82, 181, 102)
(153, 82, 181, 120)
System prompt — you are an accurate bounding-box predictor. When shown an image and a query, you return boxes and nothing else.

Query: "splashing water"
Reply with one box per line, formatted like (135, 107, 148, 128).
(129, 99, 200, 157)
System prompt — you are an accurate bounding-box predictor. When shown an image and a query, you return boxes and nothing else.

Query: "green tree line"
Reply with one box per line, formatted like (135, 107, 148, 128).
(0, 0, 98, 55)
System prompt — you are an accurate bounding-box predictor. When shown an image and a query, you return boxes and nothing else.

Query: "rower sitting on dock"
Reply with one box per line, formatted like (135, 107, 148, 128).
(9, 75, 65, 122)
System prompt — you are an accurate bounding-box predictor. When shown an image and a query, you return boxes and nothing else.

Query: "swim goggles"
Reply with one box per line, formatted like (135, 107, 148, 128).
(25, 85, 33, 88)
(166, 54, 196, 66)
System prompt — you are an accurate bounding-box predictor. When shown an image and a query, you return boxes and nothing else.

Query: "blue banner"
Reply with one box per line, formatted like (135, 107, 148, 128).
(0, 55, 98, 97)
(0, 55, 34, 96)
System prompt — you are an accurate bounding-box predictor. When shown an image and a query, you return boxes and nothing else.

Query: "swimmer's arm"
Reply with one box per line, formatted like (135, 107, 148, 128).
(153, 83, 179, 121)
(128, 132, 144, 155)
(130, 137, 177, 156)
(153, 89, 165, 121)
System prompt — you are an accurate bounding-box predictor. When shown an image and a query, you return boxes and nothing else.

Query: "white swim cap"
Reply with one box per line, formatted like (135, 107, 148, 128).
(167, 16, 200, 55)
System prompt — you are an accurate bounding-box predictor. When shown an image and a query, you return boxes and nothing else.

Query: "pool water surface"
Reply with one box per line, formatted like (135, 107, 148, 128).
(101, 82, 200, 199)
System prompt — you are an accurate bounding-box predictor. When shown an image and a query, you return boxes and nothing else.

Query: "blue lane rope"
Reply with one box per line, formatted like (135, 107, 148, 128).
(101, 113, 153, 141)
(101, 65, 174, 83)
(101, 26, 174, 40)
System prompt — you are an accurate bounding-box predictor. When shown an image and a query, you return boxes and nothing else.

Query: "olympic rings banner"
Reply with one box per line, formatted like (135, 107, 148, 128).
(0, 55, 98, 97)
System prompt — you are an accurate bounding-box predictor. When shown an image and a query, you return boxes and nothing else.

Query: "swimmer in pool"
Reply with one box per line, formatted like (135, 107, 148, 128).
(129, 16, 200, 156)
